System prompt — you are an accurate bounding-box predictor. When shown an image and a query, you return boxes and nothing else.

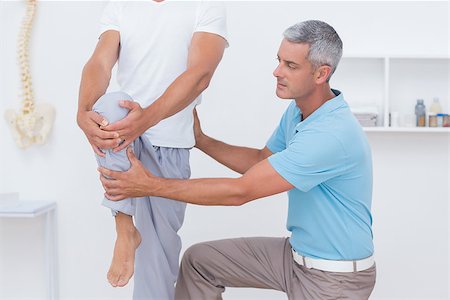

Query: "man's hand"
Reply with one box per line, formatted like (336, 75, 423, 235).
(77, 110, 121, 157)
(193, 108, 206, 148)
(98, 147, 154, 201)
(101, 101, 151, 152)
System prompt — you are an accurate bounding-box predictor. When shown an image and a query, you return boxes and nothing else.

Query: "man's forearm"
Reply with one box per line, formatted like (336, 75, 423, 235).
(143, 32, 226, 128)
(150, 176, 248, 206)
(143, 67, 211, 126)
(197, 135, 265, 175)
(99, 148, 290, 204)
(78, 60, 112, 112)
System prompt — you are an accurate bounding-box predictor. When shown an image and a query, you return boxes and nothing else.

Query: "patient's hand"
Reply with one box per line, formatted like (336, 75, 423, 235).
(101, 101, 149, 153)
(77, 110, 120, 157)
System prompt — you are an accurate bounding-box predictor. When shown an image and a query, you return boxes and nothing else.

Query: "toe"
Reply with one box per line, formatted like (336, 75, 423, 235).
(107, 270, 119, 287)
(117, 275, 130, 287)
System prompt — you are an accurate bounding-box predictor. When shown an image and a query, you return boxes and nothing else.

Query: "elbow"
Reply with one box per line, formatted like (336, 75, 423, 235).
(234, 198, 250, 206)
(229, 179, 253, 206)
(199, 74, 211, 92)
(230, 198, 247, 207)
(196, 69, 213, 92)
(82, 59, 95, 74)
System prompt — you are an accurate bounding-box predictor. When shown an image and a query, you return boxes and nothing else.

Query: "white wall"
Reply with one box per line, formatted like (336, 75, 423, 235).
(0, 1, 448, 300)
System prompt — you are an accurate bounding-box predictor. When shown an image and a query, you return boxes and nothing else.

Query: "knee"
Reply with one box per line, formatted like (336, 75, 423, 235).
(93, 91, 133, 124)
(181, 243, 211, 269)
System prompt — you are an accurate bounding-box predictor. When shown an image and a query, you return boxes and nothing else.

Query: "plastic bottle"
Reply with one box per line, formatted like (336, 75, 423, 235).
(436, 113, 445, 127)
(429, 113, 437, 127)
(429, 97, 443, 114)
(415, 99, 426, 127)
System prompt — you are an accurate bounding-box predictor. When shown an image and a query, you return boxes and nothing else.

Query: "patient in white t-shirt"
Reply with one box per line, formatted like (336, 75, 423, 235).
(77, 1, 228, 298)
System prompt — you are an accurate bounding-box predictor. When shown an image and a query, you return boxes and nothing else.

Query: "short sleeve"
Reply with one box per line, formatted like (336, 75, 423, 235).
(268, 131, 349, 192)
(266, 116, 287, 154)
(266, 102, 297, 153)
(195, 1, 228, 46)
(99, 1, 122, 37)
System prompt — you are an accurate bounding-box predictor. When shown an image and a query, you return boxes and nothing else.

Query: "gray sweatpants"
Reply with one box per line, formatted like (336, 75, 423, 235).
(94, 91, 190, 300)
(175, 237, 376, 300)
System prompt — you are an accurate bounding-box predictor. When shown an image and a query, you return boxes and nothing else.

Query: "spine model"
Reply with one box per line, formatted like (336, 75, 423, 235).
(5, 0, 55, 149)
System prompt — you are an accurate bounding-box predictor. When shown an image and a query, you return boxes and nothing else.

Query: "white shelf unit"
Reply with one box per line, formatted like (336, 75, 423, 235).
(333, 55, 450, 133)
(0, 195, 58, 300)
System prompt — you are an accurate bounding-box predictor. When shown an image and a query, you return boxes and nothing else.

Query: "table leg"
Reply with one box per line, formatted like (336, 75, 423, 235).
(45, 209, 58, 300)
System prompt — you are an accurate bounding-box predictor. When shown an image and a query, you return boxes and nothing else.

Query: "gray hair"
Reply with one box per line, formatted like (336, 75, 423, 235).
(283, 20, 343, 81)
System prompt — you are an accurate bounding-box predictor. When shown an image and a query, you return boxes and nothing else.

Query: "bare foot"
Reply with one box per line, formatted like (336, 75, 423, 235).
(107, 220, 142, 287)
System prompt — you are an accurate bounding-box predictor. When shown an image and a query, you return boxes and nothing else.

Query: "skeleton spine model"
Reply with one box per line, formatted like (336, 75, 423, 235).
(5, 0, 55, 149)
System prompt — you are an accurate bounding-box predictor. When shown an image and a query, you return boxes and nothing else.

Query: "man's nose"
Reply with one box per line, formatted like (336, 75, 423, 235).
(273, 64, 282, 78)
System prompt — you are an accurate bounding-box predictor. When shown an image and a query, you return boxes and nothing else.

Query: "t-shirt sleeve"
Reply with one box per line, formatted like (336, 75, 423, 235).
(195, 1, 228, 46)
(266, 103, 294, 153)
(266, 118, 287, 154)
(268, 131, 348, 192)
(99, 1, 121, 37)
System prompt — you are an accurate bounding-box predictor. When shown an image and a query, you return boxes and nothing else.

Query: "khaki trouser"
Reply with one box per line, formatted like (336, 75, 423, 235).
(175, 237, 376, 300)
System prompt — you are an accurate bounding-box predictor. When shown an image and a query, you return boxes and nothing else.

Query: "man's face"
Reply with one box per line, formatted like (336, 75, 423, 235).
(273, 39, 316, 100)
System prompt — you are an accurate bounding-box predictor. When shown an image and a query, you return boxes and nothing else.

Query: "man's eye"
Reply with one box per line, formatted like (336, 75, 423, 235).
(288, 64, 296, 69)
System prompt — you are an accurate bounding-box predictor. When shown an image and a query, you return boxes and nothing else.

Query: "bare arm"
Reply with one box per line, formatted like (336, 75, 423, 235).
(193, 109, 273, 174)
(77, 30, 121, 156)
(104, 32, 228, 152)
(99, 148, 294, 206)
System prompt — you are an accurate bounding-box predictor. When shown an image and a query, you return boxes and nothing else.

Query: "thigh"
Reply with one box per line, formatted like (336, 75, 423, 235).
(336, 264, 376, 300)
(136, 145, 189, 231)
(291, 263, 376, 300)
(183, 237, 292, 292)
(133, 145, 189, 284)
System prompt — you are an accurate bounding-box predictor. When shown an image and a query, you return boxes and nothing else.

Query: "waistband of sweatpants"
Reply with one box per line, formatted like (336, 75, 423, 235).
(292, 249, 375, 273)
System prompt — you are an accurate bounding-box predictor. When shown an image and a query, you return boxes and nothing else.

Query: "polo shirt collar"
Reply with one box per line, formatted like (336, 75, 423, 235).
(294, 89, 346, 131)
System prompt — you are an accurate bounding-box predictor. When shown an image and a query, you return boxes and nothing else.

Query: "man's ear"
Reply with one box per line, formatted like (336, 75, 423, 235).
(315, 65, 332, 84)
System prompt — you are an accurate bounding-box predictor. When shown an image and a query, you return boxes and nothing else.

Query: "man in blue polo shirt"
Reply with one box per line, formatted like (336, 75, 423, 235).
(98, 20, 376, 299)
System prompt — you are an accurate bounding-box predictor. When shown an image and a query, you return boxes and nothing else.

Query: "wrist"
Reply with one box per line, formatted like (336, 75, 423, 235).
(195, 133, 210, 152)
(76, 110, 88, 126)
(143, 105, 162, 129)
(147, 175, 163, 197)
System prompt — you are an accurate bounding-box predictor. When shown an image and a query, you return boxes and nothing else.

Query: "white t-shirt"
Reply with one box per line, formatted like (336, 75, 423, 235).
(99, 1, 228, 148)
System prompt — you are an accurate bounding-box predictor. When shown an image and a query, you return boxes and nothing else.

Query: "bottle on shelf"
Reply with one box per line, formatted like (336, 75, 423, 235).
(429, 113, 437, 127)
(443, 114, 449, 127)
(415, 99, 426, 127)
(436, 113, 446, 127)
(429, 97, 443, 114)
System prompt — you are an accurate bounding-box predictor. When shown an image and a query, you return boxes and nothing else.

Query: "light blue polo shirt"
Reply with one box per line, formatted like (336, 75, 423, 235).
(267, 90, 374, 260)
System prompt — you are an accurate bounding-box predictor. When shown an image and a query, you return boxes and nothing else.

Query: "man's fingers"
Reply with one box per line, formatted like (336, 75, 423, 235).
(102, 101, 139, 131)
(113, 139, 132, 153)
(99, 174, 114, 187)
(98, 167, 110, 177)
(89, 111, 109, 126)
(92, 144, 105, 157)
(98, 129, 119, 140)
(193, 108, 199, 119)
(98, 166, 120, 179)
(98, 171, 126, 201)
(105, 193, 125, 201)
(94, 136, 122, 149)
(102, 182, 121, 196)
(119, 100, 137, 110)
(126, 147, 138, 162)
(102, 119, 125, 131)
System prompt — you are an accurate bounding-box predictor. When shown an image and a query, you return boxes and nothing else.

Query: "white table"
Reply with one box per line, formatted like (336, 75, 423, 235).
(0, 195, 58, 300)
